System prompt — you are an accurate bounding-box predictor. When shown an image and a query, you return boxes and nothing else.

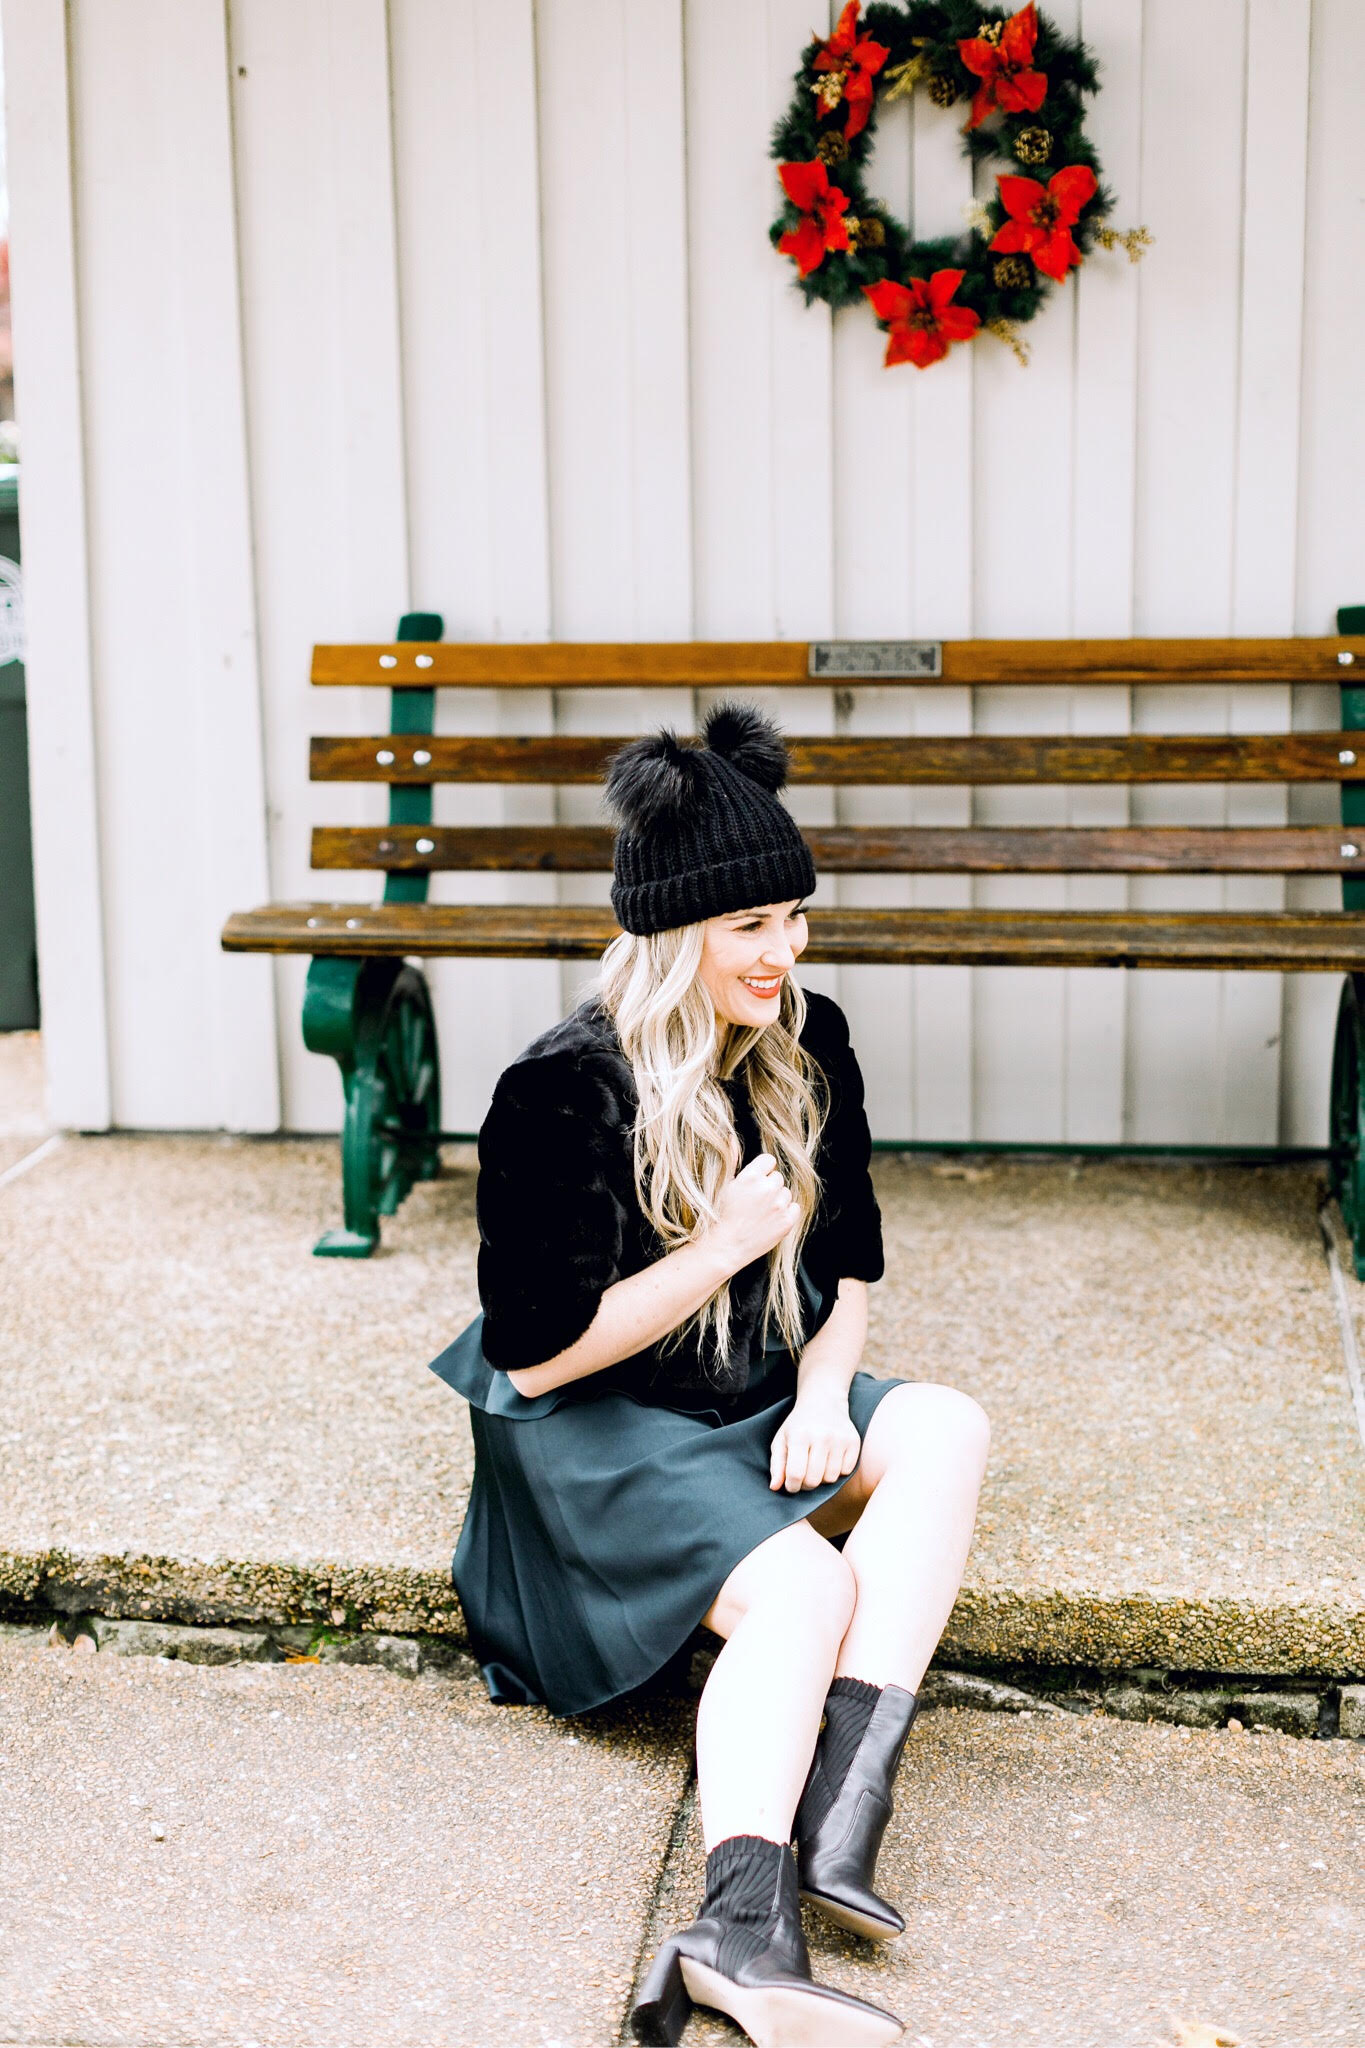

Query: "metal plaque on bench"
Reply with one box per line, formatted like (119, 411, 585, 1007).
(808, 640, 943, 679)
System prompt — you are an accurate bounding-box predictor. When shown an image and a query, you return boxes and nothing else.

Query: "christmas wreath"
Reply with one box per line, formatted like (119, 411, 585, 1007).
(770, 1, 1149, 368)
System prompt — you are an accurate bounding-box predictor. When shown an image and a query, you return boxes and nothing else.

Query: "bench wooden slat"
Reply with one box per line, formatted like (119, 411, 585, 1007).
(311, 636, 1365, 688)
(311, 823, 1365, 876)
(310, 732, 1365, 786)
(221, 903, 1365, 971)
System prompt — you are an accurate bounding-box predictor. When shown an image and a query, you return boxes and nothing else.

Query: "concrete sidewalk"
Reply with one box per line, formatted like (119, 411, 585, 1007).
(1, 1119, 1362, 1676)
(0, 1630, 691, 2048)
(641, 1698, 1365, 2047)
(2, 1630, 1362, 2047)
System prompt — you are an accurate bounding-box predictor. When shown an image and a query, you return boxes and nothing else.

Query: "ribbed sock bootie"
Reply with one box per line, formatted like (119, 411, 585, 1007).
(630, 1832, 903, 2047)
(795, 1678, 920, 1940)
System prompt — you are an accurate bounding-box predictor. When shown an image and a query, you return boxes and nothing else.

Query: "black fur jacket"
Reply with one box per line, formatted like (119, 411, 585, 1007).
(474, 990, 883, 1402)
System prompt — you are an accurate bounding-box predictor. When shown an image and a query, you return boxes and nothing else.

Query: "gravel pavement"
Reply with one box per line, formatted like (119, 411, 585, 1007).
(1, 1129, 1362, 1670)
(638, 1702, 1365, 2048)
(0, 1631, 690, 2048)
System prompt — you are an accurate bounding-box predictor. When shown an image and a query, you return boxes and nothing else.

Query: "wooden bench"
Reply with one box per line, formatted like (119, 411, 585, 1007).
(222, 608, 1365, 1268)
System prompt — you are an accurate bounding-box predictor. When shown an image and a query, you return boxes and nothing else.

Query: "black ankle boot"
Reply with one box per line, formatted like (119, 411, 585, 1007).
(630, 1833, 903, 2047)
(795, 1680, 919, 1940)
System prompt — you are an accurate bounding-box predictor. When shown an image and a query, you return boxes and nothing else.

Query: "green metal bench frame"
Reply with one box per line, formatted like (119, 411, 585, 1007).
(303, 612, 444, 1254)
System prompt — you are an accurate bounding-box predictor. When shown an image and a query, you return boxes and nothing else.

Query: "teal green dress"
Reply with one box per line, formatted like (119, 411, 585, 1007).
(429, 1296, 901, 1719)
(428, 992, 896, 1720)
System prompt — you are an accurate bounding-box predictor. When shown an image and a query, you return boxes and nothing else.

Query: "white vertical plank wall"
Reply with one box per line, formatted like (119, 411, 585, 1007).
(230, 0, 410, 1133)
(1283, 0, 1365, 1144)
(1, 0, 111, 1129)
(9, 0, 1364, 1141)
(389, 0, 560, 1133)
(538, 0, 695, 1018)
(65, 0, 278, 1133)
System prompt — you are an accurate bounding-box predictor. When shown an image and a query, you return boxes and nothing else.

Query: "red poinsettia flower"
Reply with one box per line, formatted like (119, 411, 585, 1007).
(777, 159, 853, 277)
(863, 270, 982, 369)
(958, 3, 1048, 130)
(989, 163, 1098, 280)
(812, 1, 890, 139)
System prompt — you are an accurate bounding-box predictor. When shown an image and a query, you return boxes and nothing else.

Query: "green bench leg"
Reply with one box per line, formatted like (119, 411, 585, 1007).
(302, 956, 443, 1257)
(1329, 973, 1365, 1279)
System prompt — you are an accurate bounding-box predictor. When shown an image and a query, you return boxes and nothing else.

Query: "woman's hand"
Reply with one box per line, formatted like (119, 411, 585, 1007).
(769, 1388, 861, 1494)
(707, 1154, 800, 1273)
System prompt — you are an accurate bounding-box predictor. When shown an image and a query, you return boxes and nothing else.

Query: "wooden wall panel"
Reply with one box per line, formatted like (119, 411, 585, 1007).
(10, 0, 1362, 1144)
(1283, 0, 1365, 1144)
(685, 0, 841, 1020)
(1127, 0, 1250, 1142)
(1, 0, 111, 1129)
(536, 0, 694, 1017)
(1066, 0, 1144, 1141)
(971, 0, 1076, 1139)
(229, 0, 410, 1133)
(389, 0, 559, 1131)
(66, 0, 277, 1131)
(830, 94, 915, 1135)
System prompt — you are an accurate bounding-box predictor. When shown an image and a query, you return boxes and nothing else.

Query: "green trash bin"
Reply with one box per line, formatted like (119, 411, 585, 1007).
(0, 463, 39, 1028)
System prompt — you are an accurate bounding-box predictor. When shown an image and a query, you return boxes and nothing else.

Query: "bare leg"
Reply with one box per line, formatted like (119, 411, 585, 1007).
(694, 1521, 855, 1851)
(808, 1382, 991, 1690)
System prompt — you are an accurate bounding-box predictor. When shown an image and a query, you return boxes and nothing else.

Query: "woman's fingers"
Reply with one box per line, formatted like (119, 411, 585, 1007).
(787, 1432, 824, 1492)
(778, 1427, 807, 1492)
(771, 1420, 862, 1492)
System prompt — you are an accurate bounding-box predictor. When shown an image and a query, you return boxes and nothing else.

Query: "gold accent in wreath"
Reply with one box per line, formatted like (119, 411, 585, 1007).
(991, 254, 1032, 290)
(927, 72, 962, 107)
(884, 51, 930, 102)
(1094, 223, 1155, 263)
(984, 317, 1031, 366)
(1013, 126, 1052, 165)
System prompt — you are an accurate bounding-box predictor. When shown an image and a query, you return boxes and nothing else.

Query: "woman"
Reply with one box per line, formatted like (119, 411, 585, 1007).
(429, 704, 991, 2048)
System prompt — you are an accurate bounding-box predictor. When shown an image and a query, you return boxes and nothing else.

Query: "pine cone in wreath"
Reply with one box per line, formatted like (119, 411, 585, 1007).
(1014, 126, 1053, 164)
(927, 72, 961, 108)
(816, 132, 850, 166)
(992, 254, 1032, 290)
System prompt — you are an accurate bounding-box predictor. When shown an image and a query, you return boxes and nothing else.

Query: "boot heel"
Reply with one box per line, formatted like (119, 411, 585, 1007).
(630, 1939, 691, 2045)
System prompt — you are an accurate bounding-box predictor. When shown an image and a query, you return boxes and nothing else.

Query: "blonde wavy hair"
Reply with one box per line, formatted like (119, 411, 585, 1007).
(598, 923, 826, 1373)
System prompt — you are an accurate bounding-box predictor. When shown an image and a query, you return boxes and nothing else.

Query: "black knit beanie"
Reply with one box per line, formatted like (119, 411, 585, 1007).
(605, 702, 816, 935)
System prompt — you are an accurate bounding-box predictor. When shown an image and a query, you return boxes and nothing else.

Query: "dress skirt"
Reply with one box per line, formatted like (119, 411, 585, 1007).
(429, 1312, 903, 1719)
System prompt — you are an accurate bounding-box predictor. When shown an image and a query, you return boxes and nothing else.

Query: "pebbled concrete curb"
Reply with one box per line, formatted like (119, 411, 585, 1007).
(1, 1546, 465, 1638)
(937, 1581, 1365, 1678)
(6, 1544, 1364, 1679)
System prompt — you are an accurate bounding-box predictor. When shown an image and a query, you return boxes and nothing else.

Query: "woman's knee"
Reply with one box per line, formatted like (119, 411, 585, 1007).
(705, 1522, 856, 1640)
(866, 1381, 991, 1477)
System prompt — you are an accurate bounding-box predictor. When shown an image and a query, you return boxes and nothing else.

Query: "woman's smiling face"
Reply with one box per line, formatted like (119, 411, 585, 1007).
(698, 899, 810, 1028)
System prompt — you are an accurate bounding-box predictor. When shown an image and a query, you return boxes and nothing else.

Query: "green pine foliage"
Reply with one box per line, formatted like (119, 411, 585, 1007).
(768, 0, 1113, 338)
